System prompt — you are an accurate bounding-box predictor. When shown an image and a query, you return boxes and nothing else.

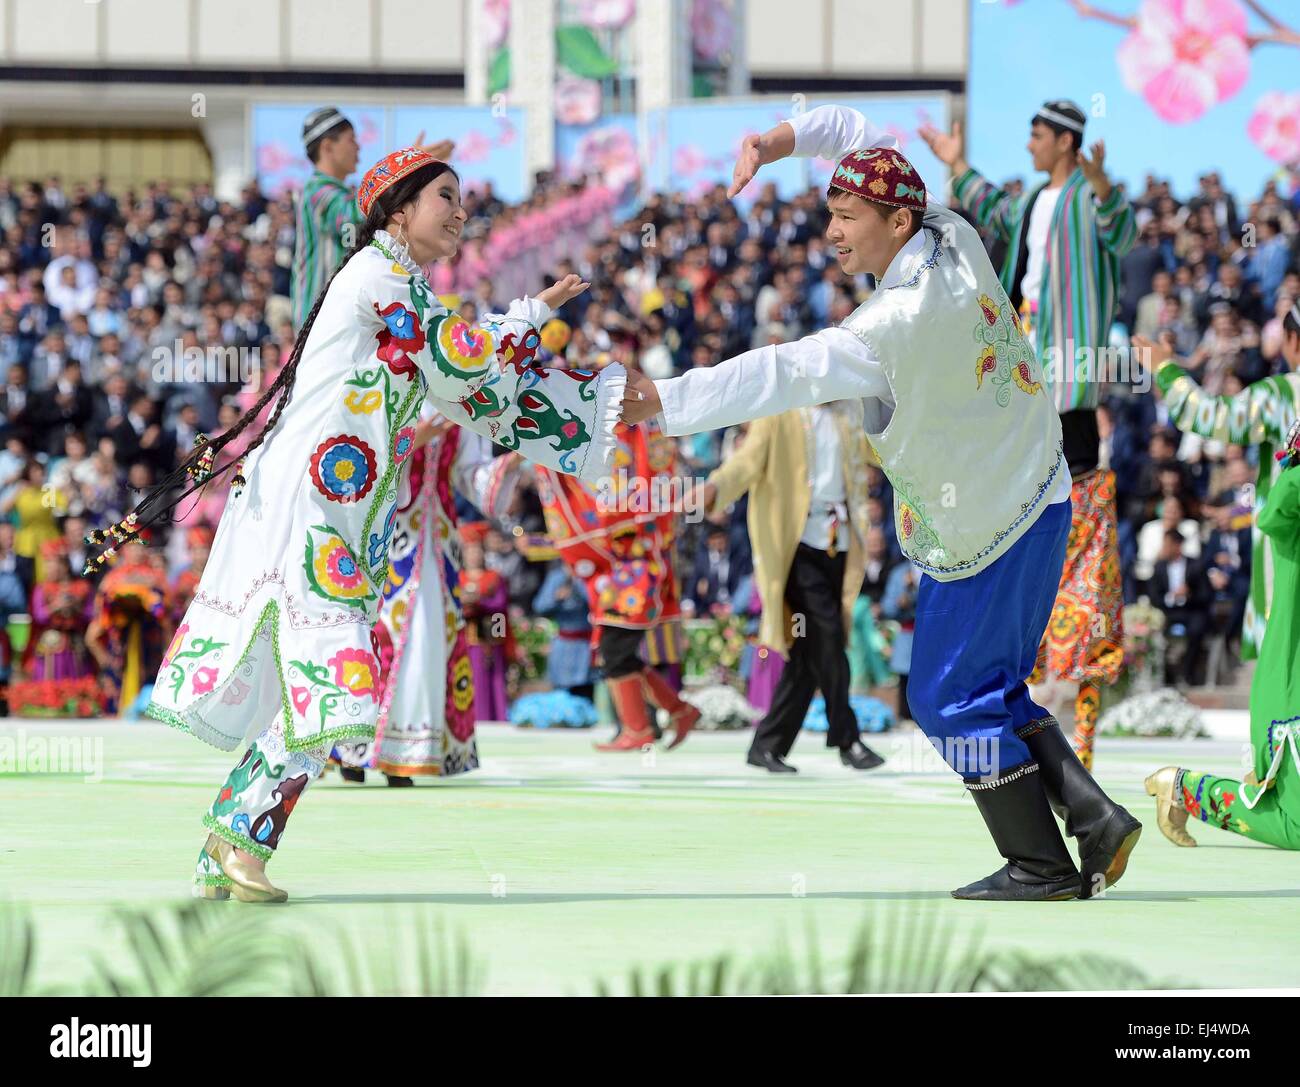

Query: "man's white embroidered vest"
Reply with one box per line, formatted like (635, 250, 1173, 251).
(842, 205, 1063, 582)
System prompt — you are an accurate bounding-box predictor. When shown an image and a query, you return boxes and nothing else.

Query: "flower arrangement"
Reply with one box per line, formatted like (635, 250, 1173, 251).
(681, 684, 763, 730)
(509, 690, 599, 729)
(511, 616, 558, 684)
(683, 614, 749, 684)
(1098, 687, 1208, 740)
(7, 676, 104, 718)
(1113, 598, 1166, 697)
(802, 695, 895, 734)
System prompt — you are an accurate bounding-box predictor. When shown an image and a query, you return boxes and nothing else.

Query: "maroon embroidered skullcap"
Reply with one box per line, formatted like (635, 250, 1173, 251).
(829, 148, 927, 212)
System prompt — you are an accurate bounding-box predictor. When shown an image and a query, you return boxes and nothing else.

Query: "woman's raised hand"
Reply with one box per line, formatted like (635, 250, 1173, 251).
(535, 273, 591, 312)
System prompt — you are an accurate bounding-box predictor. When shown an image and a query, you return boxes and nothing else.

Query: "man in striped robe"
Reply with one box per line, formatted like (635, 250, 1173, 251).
(923, 100, 1137, 769)
(291, 107, 362, 331)
(290, 108, 455, 329)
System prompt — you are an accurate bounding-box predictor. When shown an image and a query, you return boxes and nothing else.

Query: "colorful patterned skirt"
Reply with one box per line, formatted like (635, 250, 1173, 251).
(1031, 469, 1124, 687)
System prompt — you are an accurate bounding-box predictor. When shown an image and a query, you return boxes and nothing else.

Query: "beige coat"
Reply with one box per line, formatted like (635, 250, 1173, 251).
(708, 403, 873, 659)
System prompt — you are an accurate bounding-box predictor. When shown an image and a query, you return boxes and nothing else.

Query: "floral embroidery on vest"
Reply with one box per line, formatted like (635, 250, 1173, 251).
(973, 292, 1043, 406)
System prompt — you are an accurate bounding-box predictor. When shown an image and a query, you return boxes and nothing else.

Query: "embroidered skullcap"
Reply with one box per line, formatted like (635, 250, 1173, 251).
(1034, 99, 1086, 136)
(357, 147, 440, 217)
(829, 148, 927, 212)
(302, 107, 351, 151)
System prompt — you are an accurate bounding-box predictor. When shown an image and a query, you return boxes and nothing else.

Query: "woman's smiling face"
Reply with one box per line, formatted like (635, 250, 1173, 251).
(389, 170, 468, 265)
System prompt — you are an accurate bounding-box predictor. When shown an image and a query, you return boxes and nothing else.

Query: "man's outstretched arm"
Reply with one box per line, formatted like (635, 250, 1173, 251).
(731, 104, 896, 198)
(623, 326, 891, 436)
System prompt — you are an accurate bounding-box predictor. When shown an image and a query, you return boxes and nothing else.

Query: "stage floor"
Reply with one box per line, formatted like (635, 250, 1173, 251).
(3, 718, 1297, 995)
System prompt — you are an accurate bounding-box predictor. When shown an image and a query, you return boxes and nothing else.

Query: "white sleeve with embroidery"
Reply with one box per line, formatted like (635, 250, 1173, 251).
(653, 326, 893, 437)
(361, 257, 625, 485)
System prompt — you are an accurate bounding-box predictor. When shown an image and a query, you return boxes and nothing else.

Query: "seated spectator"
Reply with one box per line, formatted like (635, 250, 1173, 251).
(1134, 493, 1202, 590)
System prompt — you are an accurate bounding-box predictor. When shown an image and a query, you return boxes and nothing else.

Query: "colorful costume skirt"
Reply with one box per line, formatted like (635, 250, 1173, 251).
(1031, 469, 1124, 687)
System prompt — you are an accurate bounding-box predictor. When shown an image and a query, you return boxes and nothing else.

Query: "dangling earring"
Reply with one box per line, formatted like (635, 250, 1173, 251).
(393, 220, 409, 253)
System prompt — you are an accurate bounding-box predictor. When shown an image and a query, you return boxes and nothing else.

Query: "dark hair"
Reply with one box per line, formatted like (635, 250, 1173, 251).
(1032, 117, 1083, 153)
(1284, 302, 1300, 340)
(85, 158, 459, 572)
(306, 121, 353, 165)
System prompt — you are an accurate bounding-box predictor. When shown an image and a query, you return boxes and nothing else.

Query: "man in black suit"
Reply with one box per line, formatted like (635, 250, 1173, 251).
(689, 524, 745, 612)
(1203, 500, 1253, 659)
(109, 393, 177, 475)
(1150, 529, 1213, 686)
(33, 361, 95, 456)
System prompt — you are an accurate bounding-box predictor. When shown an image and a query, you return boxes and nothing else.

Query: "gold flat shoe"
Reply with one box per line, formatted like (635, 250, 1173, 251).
(204, 833, 289, 903)
(1144, 767, 1196, 847)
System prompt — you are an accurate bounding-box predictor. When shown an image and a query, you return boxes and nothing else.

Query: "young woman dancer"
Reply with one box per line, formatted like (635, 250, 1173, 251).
(85, 148, 626, 902)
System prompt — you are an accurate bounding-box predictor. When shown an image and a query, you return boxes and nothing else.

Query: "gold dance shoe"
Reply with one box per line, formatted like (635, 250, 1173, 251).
(204, 833, 289, 903)
(1144, 767, 1197, 848)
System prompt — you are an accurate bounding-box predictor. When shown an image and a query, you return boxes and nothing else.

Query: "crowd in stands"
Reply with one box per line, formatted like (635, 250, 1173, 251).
(0, 157, 1295, 713)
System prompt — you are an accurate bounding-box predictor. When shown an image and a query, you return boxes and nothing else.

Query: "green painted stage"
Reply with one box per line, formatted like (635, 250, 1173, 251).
(3, 720, 1297, 995)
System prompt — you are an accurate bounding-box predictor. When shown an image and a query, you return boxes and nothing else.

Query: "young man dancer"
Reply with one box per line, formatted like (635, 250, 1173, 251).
(625, 104, 1141, 900)
(922, 101, 1137, 769)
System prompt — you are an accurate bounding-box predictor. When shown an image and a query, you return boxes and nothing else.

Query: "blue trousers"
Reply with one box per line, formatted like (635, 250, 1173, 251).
(908, 500, 1071, 781)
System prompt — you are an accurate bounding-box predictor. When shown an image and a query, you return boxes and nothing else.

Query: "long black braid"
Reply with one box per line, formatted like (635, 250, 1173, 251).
(84, 160, 460, 575)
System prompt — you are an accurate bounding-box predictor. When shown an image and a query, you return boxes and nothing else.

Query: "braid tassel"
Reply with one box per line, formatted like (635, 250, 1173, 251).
(82, 512, 142, 577)
(186, 434, 215, 484)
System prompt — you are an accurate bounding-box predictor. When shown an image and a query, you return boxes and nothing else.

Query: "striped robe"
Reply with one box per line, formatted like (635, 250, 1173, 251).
(952, 165, 1137, 414)
(291, 170, 362, 330)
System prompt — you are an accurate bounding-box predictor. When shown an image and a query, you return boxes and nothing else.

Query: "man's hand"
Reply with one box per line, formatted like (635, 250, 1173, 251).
(413, 131, 455, 161)
(919, 121, 967, 175)
(535, 273, 590, 312)
(621, 368, 662, 425)
(1078, 140, 1112, 203)
(729, 135, 764, 199)
(728, 122, 795, 199)
(1131, 333, 1176, 371)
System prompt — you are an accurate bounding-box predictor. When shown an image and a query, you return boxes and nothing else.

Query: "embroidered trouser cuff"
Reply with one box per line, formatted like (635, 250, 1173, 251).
(201, 722, 330, 863)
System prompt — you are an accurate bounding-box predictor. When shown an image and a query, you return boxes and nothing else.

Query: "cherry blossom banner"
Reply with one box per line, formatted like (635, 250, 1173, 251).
(251, 103, 529, 204)
(967, 0, 1300, 198)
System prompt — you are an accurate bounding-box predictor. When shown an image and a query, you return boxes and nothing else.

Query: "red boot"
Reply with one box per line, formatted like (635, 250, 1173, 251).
(640, 667, 700, 750)
(595, 673, 657, 751)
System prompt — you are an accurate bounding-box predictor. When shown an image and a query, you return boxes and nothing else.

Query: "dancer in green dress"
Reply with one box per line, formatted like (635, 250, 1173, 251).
(1133, 306, 1300, 662)
(1146, 410, 1300, 850)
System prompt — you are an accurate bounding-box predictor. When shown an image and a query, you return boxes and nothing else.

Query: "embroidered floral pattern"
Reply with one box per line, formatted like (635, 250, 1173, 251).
(392, 426, 416, 464)
(163, 631, 230, 699)
(434, 316, 495, 379)
(303, 525, 377, 609)
(972, 291, 1043, 406)
(345, 388, 383, 414)
(329, 646, 380, 702)
(374, 301, 424, 380)
(192, 666, 219, 695)
(309, 435, 379, 503)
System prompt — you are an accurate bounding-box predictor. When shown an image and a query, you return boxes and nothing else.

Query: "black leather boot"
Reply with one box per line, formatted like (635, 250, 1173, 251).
(1017, 717, 1142, 898)
(951, 764, 1082, 901)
